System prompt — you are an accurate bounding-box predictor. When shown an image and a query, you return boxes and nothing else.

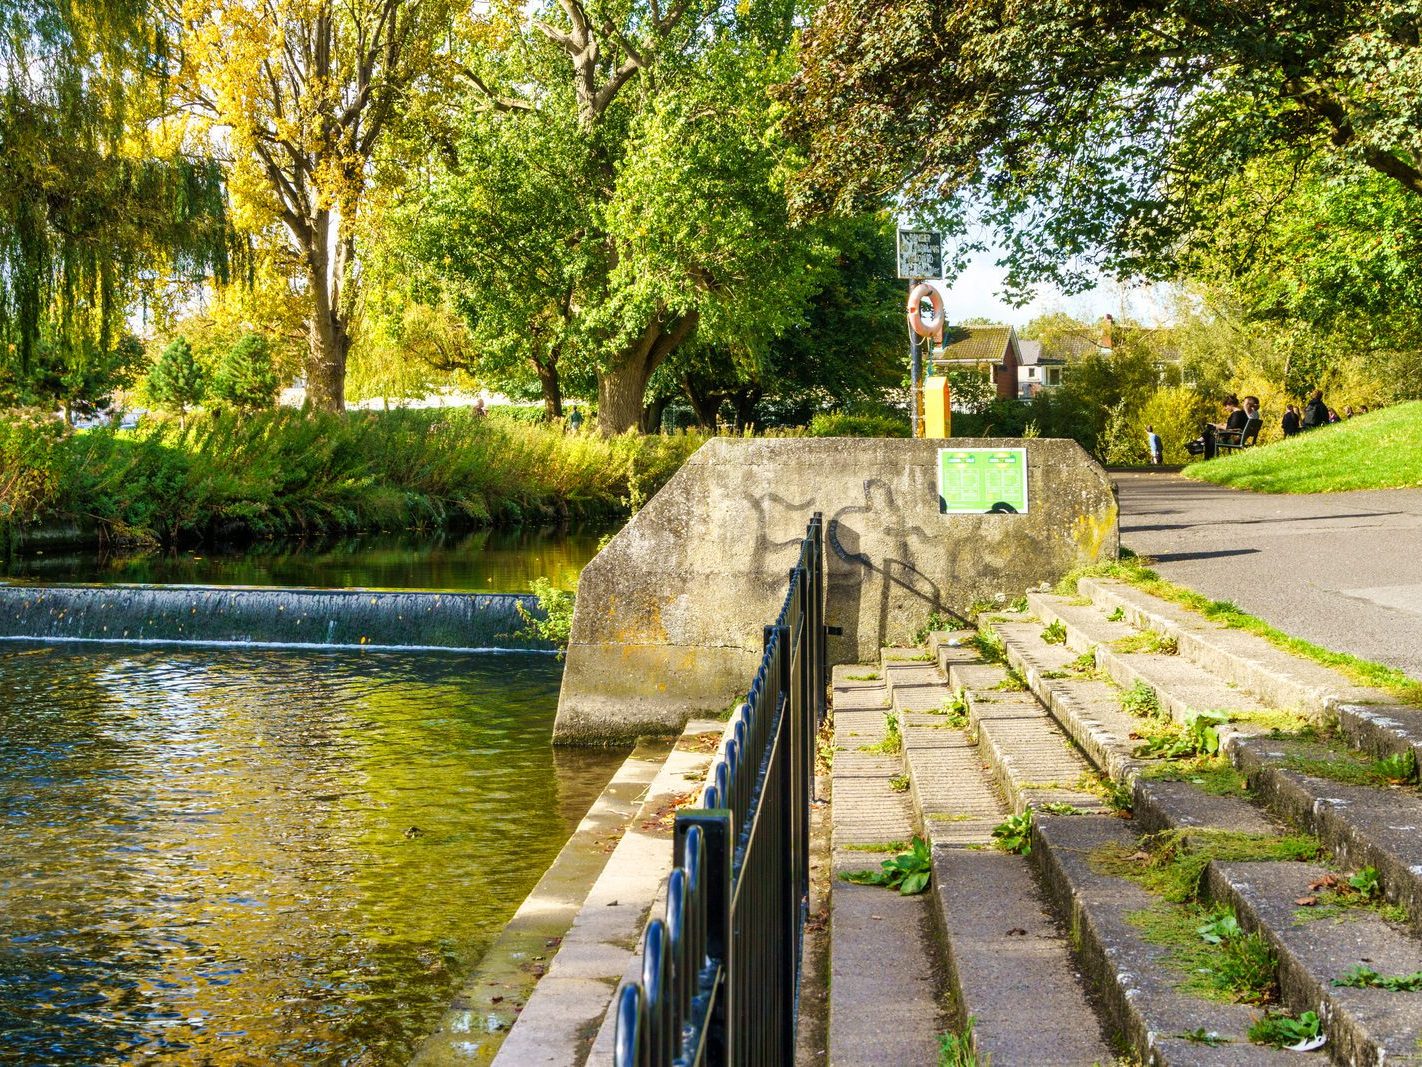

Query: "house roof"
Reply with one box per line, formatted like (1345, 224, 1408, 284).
(935, 325, 1014, 365)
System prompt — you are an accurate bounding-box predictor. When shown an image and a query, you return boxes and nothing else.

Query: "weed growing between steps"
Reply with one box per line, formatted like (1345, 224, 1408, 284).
(1131, 903, 1278, 1004)
(839, 837, 932, 894)
(816, 716, 835, 774)
(1131, 711, 1230, 759)
(841, 840, 909, 853)
(889, 774, 911, 793)
(1076, 771, 1134, 814)
(992, 668, 1029, 692)
(1056, 559, 1422, 707)
(1293, 867, 1410, 925)
(913, 611, 952, 645)
(1334, 965, 1422, 990)
(845, 671, 880, 681)
(1139, 758, 1250, 798)
(1107, 606, 1126, 622)
(1111, 631, 1179, 656)
(1120, 680, 1164, 719)
(971, 628, 1007, 664)
(1091, 828, 1322, 903)
(858, 713, 903, 755)
(1041, 620, 1067, 644)
(991, 811, 1032, 855)
(937, 1017, 986, 1066)
(1278, 739, 1420, 788)
(932, 691, 970, 727)
(1248, 1010, 1323, 1050)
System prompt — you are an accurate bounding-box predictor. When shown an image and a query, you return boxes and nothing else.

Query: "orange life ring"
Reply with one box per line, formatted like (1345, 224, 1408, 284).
(906, 283, 944, 342)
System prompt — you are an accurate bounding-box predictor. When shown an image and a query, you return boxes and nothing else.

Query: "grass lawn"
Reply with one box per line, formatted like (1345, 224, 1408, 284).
(1183, 400, 1422, 493)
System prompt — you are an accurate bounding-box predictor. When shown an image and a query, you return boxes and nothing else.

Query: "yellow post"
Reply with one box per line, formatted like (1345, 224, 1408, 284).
(923, 375, 951, 438)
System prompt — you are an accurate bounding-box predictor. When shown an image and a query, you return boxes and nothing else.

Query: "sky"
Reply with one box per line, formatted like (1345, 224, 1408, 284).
(930, 246, 1180, 329)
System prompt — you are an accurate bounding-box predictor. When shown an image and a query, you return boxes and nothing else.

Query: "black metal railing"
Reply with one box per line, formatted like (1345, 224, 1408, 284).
(614, 512, 826, 1067)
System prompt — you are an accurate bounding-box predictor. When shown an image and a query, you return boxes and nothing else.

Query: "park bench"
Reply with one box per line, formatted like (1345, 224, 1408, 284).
(1215, 414, 1261, 454)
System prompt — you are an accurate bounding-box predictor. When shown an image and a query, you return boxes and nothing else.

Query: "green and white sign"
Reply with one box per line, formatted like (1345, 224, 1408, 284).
(937, 448, 1029, 514)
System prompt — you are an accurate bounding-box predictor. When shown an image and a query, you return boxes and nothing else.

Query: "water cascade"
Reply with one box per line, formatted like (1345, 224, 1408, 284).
(0, 584, 549, 650)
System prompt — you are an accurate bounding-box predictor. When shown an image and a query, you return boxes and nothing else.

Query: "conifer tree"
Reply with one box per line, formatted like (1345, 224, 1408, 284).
(213, 333, 280, 412)
(149, 337, 206, 421)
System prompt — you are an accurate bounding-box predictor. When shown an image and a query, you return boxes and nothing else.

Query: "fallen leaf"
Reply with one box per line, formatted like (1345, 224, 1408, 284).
(1295, 896, 1318, 906)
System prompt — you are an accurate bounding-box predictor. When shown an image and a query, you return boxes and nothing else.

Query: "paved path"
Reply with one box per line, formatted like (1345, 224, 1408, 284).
(1114, 472, 1422, 681)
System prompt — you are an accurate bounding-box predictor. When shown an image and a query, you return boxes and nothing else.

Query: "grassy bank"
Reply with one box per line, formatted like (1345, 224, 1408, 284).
(1184, 401, 1422, 492)
(0, 409, 704, 547)
(1059, 556, 1422, 705)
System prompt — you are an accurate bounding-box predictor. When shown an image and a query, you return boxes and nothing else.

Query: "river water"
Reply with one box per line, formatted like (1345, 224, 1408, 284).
(0, 532, 622, 1064)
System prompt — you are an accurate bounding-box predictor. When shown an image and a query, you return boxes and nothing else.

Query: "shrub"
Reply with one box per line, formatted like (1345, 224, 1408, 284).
(806, 411, 910, 438)
(148, 336, 205, 416)
(213, 333, 280, 412)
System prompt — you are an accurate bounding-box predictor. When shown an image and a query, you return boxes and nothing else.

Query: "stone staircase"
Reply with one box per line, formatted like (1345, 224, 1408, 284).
(826, 578, 1422, 1066)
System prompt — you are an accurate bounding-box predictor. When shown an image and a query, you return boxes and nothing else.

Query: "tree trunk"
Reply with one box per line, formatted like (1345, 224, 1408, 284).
(596, 311, 699, 435)
(641, 394, 671, 433)
(731, 386, 763, 431)
(535, 357, 563, 419)
(302, 208, 352, 413)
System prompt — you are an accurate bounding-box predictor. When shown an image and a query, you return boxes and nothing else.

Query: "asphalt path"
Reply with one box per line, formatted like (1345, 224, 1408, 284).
(1113, 472, 1422, 682)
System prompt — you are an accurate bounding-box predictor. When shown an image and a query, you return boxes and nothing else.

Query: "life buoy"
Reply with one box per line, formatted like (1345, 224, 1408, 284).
(907, 283, 944, 342)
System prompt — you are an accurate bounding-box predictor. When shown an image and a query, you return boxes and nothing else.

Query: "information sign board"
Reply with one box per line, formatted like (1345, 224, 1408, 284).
(937, 448, 1029, 514)
(896, 229, 943, 279)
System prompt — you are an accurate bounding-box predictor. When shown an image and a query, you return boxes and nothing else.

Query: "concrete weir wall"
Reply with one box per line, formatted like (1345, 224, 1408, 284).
(554, 437, 1118, 744)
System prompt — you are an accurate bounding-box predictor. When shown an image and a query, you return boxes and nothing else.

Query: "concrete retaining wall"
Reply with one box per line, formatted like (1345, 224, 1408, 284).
(554, 437, 1117, 744)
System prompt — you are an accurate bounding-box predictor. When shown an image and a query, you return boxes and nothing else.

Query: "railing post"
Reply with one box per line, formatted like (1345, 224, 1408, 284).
(676, 810, 733, 1067)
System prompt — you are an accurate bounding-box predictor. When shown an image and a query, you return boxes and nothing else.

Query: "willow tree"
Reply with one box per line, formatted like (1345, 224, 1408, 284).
(0, 0, 230, 408)
(406, 0, 828, 434)
(175, 0, 459, 410)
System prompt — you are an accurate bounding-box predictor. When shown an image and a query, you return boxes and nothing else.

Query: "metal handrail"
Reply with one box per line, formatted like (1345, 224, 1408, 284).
(614, 512, 826, 1067)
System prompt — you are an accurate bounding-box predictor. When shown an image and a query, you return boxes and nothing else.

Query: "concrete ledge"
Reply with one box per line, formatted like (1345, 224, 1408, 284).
(557, 437, 1118, 744)
(487, 720, 725, 1067)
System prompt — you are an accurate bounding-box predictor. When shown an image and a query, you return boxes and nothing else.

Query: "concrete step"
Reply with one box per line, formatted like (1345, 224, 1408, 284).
(831, 665, 915, 850)
(930, 847, 1114, 1065)
(829, 665, 942, 1066)
(944, 657, 1111, 816)
(1208, 860, 1422, 1066)
(993, 618, 1283, 836)
(1034, 815, 1316, 1065)
(1078, 577, 1422, 768)
(1233, 734, 1422, 938)
(1027, 592, 1281, 738)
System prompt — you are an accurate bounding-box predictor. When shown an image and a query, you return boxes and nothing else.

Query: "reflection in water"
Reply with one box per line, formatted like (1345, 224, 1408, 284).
(1, 527, 608, 593)
(0, 645, 624, 1064)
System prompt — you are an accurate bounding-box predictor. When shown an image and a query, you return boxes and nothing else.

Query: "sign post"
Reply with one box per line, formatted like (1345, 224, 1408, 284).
(898, 229, 944, 440)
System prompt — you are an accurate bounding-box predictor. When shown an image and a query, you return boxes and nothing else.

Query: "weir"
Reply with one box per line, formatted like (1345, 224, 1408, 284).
(0, 583, 550, 650)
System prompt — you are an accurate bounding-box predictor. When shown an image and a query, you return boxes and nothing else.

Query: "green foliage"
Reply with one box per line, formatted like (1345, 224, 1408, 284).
(806, 412, 910, 438)
(1133, 711, 1230, 760)
(1120, 681, 1163, 720)
(1040, 620, 1066, 645)
(213, 333, 280, 413)
(859, 713, 903, 755)
(1377, 750, 1419, 784)
(888, 774, 911, 794)
(1133, 903, 1277, 1004)
(936, 692, 970, 728)
(1279, 742, 1422, 788)
(1333, 966, 1422, 992)
(1111, 631, 1179, 655)
(991, 812, 1032, 855)
(1248, 1011, 1322, 1050)
(1093, 828, 1321, 904)
(1140, 758, 1250, 798)
(840, 837, 932, 895)
(0, 409, 701, 544)
(148, 337, 206, 415)
(938, 1018, 987, 1066)
(913, 610, 952, 646)
(514, 578, 576, 653)
(1106, 607, 1125, 622)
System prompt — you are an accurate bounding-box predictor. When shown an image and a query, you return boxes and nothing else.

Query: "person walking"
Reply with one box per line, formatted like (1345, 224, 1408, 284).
(1146, 425, 1163, 465)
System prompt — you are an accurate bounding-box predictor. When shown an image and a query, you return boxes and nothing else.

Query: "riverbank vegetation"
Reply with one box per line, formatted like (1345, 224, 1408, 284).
(1183, 402, 1422, 493)
(0, 410, 702, 547)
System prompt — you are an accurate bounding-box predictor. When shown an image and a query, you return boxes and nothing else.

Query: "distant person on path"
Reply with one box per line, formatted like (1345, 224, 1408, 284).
(473, 396, 487, 417)
(567, 407, 583, 433)
(1147, 425, 1163, 465)
(1282, 404, 1301, 437)
(1303, 389, 1329, 429)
